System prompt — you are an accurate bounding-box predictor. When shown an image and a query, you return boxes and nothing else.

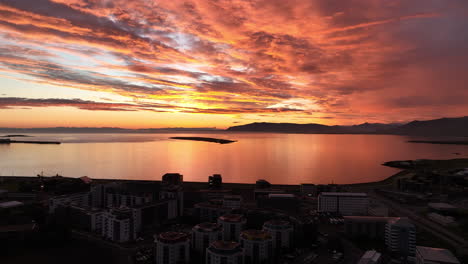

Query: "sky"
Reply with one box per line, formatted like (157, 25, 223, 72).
(0, 0, 467, 129)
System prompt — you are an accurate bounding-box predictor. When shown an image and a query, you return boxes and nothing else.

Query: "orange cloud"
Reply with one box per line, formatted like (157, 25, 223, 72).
(0, 0, 467, 126)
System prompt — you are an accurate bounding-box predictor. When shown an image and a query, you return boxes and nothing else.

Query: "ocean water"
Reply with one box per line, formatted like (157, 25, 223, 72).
(1, 133, 467, 184)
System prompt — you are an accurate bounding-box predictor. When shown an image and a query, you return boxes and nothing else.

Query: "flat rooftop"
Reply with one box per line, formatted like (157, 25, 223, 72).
(210, 241, 242, 251)
(157, 232, 190, 243)
(358, 250, 381, 264)
(193, 222, 222, 232)
(240, 230, 272, 241)
(219, 214, 245, 223)
(416, 246, 460, 264)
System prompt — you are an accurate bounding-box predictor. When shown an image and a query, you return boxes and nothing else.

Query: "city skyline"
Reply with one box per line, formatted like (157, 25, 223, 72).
(1, 0, 467, 128)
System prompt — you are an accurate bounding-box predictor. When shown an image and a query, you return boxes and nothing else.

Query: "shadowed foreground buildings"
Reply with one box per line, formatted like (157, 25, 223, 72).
(0, 172, 466, 264)
(206, 241, 243, 264)
(415, 246, 461, 264)
(240, 230, 273, 264)
(155, 232, 191, 264)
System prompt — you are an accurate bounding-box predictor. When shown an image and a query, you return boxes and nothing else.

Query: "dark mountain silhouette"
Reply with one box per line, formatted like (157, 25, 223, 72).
(381, 116, 468, 136)
(227, 116, 468, 136)
(227, 122, 399, 134)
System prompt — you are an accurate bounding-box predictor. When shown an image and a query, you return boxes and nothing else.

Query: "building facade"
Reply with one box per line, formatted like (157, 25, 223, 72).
(218, 214, 246, 242)
(385, 217, 416, 257)
(240, 230, 273, 264)
(344, 216, 395, 239)
(206, 241, 243, 264)
(263, 220, 293, 250)
(318, 192, 369, 216)
(101, 208, 137, 243)
(155, 232, 190, 264)
(192, 222, 223, 258)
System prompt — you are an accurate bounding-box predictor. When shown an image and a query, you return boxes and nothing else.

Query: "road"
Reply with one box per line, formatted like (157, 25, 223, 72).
(371, 191, 468, 255)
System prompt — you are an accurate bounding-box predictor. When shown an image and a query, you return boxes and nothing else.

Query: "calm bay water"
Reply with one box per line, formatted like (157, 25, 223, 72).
(1, 133, 467, 184)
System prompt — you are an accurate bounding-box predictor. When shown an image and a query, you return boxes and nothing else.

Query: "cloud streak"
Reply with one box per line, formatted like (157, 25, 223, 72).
(0, 0, 467, 125)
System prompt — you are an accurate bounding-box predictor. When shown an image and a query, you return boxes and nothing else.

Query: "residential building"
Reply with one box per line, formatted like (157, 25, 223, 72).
(218, 214, 246, 242)
(206, 241, 243, 264)
(161, 173, 183, 186)
(160, 186, 184, 217)
(192, 222, 223, 258)
(240, 230, 273, 264)
(257, 194, 299, 214)
(155, 231, 190, 264)
(208, 174, 223, 189)
(385, 217, 416, 256)
(195, 200, 231, 222)
(131, 199, 177, 232)
(101, 208, 136, 243)
(223, 195, 242, 209)
(263, 219, 293, 250)
(415, 246, 460, 264)
(68, 205, 103, 233)
(49, 192, 90, 214)
(318, 192, 369, 216)
(344, 216, 395, 239)
(358, 250, 382, 264)
(105, 193, 152, 208)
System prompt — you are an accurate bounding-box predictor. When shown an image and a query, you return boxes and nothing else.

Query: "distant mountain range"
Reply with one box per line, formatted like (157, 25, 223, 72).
(1, 116, 467, 136)
(227, 116, 468, 136)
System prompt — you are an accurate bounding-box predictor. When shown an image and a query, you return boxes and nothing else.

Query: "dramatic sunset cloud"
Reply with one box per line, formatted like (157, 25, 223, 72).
(0, 0, 467, 128)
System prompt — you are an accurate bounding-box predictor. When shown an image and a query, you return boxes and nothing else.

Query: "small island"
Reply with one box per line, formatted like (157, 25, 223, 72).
(2, 134, 33, 137)
(0, 138, 61, 144)
(170, 137, 236, 144)
(408, 140, 468, 145)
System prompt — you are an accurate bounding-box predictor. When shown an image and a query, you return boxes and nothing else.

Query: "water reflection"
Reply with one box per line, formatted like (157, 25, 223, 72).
(0, 133, 467, 184)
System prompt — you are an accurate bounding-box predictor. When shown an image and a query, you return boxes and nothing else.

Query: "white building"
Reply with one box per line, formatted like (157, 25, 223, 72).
(155, 232, 190, 264)
(240, 230, 273, 264)
(218, 214, 246, 242)
(206, 241, 243, 264)
(415, 246, 460, 264)
(385, 217, 416, 256)
(101, 208, 136, 243)
(263, 220, 293, 250)
(105, 193, 152, 208)
(49, 192, 90, 214)
(223, 195, 242, 209)
(318, 192, 369, 216)
(192, 222, 223, 257)
(357, 250, 382, 264)
(159, 186, 184, 217)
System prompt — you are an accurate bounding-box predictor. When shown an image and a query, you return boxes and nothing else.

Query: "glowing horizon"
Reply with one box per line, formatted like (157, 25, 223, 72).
(0, 0, 467, 129)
